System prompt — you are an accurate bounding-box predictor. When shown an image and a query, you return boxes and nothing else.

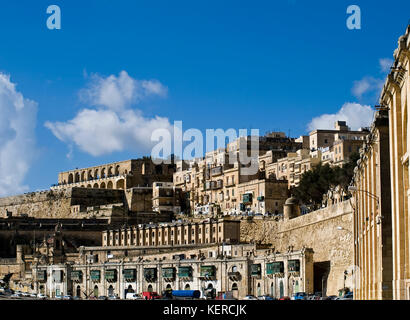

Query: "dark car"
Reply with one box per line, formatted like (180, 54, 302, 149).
(98, 295, 108, 300)
(341, 292, 353, 300)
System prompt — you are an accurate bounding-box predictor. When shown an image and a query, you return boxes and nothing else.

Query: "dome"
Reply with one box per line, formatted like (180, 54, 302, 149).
(285, 196, 298, 205)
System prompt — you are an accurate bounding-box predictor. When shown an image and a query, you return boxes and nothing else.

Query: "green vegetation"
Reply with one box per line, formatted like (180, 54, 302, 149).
(292, 152, 360, 209)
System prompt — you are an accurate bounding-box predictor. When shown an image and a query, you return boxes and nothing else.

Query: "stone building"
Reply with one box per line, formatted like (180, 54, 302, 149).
(31, 243, 313, 299)
(351, 107, 393, 300)
(102, 219, 241, 247)
(378, 24, 410, 300)
(53, 158, 175, 190)
(174, 134, 299, 215)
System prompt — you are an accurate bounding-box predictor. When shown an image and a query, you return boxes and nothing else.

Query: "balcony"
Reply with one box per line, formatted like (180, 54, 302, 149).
(210, 166, 223, 176)
(123, 269, 136, 282)
(178, 267, 193, 280)
(200, 265, 216, 280)
(70, 270, 83, 282)
(162, 267, 176, 282)
(105, 269, 117, 282)
(228, 271, 241, 281)
(90, 270, 101, 282)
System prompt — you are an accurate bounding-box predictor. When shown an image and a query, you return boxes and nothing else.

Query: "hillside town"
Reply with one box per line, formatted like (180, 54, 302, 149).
(0, 24, 409, 301)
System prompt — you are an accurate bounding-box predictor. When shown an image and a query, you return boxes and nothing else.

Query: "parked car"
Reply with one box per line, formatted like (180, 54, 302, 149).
(37, 293, 47, 300)
(108, 295, 120, 300)
(55, 295, 64, 300)
(63, 295, 73, 300)
(341, 292, 353, 300)
(257, 295, 274, 300)
(11, 293, 22, 298)
(30, 293, 38, 298)
(73, 296, 81, 300)
(243, 295, 258, 300)
(279, 296, 290, 300)
(98, 295, 108, 300)
(21, 292, 30, 297)
(142, 291, 161, 300)
(292, 292, 307, 300)
(126, 292, 143, 300)
(325, 295, 338, 300)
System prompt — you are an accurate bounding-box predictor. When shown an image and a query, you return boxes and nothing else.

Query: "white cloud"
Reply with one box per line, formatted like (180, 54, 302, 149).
(351, 76, 384, 100)
(79, 70, 168, 111)
(0, 73, 37, 197)
(45, 71, 172, 157)
(307, 102, 374, 131)
(379, 58, 393, 73)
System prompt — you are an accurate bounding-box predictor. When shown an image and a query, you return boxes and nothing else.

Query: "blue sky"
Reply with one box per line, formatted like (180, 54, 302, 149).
(0, 0, 409, 194)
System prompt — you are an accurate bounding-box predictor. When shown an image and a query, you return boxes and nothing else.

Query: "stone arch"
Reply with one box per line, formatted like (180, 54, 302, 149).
(93, 285, 99, 298)
(127, 285, 134, 293)
(147, 284, 153, 292)
(81, 171, 86, 181)
(87, 184, 92, 188)
(94, 169, 99, 180)
(88, 170, 93, 180)
(232, 283, 238, 291)
(93, 183, 99, 188)
(101, 168, 106, 178)
(116, 179, 125, 189)
(108, 285, 114, 296)
(75, 172, 80, 183)
(76, 285, 81, 297)
(108, 167, 113, 177)
(166, 284, 172, 290)
(68, 173, 73, 184)
(115, 165, 120, 176)
(107, 181, 113, 189)
(184, 284, 190, 290)
(100, 182, 106, 189)
(231, 265, 237, 272)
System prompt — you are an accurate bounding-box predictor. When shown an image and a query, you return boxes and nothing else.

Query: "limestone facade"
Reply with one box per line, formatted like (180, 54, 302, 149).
(352, 108, 393, 300)
(102, 219, 240, 247)
(378, 24, 410, 300)
(31, 244, 313, 299)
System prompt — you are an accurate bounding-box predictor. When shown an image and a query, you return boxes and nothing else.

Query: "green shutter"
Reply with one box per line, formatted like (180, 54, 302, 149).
(251, 264, 261, 276)
(90, 270, 101, 281)
(243, 193, 252, 203)
(144, 268, 157, 280)
(71, 271, 83, 281)
(178, 267, 192, 278)
(105, 269, 117, 281)
(288, 260, 300, 272)
(200, 265, 216, 277)
(123, 269, 136, 280)
(266, 262, 284, 275)
(162, 267, 176, 279)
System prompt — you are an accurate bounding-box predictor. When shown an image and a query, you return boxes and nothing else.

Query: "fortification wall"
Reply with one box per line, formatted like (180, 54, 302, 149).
(240, 200, 354, 296)
(0, 188, 125, 219)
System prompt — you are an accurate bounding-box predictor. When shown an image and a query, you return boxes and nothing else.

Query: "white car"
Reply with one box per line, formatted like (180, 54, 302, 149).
(21, 292, 30, 297)
(243, 295, 258, 300)
(37, 293, 47, 299)
(30, 293, 37, 298)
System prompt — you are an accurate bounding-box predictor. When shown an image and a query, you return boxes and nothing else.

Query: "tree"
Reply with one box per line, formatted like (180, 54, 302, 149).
(293, 152, 360, 209)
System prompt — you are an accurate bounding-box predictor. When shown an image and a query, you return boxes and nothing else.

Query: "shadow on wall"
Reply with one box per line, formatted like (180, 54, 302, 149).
(314, 261, 330, 296)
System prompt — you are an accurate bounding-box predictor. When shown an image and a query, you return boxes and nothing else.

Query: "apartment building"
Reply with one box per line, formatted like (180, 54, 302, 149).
(174, 134, 300, 215)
